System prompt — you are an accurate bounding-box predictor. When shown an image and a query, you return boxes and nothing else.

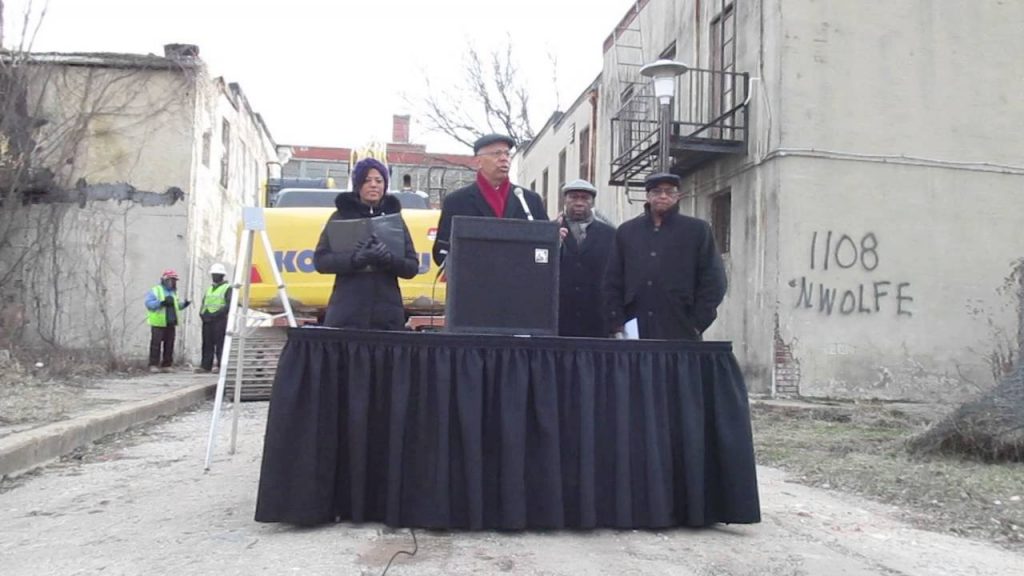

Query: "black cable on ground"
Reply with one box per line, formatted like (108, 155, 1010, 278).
(380, 528, 418, 576)
(428, 261, 444, 331)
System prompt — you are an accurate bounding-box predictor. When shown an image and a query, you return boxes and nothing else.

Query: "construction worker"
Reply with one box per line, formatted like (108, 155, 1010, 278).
(145, 269, 191, 372)
(197, 263, 232, 373)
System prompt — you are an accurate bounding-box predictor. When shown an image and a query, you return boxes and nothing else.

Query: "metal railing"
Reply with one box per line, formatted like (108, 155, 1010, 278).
(610, 68, 749, 185)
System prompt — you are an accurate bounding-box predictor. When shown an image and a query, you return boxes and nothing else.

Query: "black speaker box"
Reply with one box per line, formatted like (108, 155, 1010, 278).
(446, 216, 560, 335)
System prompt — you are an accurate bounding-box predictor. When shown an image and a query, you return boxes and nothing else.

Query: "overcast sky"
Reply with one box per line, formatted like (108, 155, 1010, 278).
(3, 0, 630, 153)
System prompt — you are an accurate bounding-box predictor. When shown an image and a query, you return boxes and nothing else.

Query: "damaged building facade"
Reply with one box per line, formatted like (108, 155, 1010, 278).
(518, 0, 1024, 401)
(0, 44, 278, 364)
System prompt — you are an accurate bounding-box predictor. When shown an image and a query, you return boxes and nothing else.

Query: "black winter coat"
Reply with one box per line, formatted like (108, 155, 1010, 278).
(603, 204, 727, 340)
(432, 180, 548, 265)
(558, 218, 616, 338)
(313, 192, 419, 330)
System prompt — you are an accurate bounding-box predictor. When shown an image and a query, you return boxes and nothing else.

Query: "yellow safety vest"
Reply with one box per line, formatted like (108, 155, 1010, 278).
(146, 285, 180, 327)
(203, 283, 230, 314)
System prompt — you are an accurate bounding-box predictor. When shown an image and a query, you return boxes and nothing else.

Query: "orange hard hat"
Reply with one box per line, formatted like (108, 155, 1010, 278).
(161, 269, 179, 280)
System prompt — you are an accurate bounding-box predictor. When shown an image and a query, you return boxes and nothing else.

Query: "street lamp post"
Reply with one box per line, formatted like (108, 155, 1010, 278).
(640, 59, 689, 172)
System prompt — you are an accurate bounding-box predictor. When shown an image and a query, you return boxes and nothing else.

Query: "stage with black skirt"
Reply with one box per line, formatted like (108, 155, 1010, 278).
(254, 328, 761, 530)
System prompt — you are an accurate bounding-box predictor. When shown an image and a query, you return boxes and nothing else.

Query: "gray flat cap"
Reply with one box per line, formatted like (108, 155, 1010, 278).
(561, 179, 598, 197)
(473, 133, 516, 154)
(644, 172, 681, 191)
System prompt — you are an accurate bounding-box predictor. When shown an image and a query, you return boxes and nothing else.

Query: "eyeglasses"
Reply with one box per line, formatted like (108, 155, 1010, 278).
(647, 187, 681, 198)
(477, 150, 512, 159)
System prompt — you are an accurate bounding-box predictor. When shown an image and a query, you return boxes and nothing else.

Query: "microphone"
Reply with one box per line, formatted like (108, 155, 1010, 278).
(433, 239, 449, 281)
(433, 239, 449, 268)
(513, 187, 534, 221)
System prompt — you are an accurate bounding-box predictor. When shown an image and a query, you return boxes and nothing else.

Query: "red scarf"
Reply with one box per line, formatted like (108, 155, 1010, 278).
(476, 172, 510, 217)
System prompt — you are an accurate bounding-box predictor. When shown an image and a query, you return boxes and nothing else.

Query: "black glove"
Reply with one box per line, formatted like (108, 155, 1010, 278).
(369, 240, 393, 268)
(351, 242, 375, 269)
(162, 296, 174, 307)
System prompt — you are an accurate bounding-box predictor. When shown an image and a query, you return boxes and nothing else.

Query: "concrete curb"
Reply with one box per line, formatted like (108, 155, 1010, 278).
(0, 382, 215, 478)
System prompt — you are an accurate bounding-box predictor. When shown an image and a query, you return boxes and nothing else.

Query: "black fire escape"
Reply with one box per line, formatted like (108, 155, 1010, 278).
(609, 2, 748, 196)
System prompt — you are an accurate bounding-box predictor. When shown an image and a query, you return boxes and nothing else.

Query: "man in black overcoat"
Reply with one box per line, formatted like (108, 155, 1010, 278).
(432, 133, 548, 266)
(603, 173, 727, 340)
(557, 179, 616, 338)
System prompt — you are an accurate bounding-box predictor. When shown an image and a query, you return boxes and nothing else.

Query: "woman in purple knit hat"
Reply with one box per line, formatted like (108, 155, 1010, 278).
(312, 157, 419, 330)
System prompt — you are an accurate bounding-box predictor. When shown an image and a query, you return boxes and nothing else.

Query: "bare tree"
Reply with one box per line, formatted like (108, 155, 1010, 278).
(413, 39, 538, 150)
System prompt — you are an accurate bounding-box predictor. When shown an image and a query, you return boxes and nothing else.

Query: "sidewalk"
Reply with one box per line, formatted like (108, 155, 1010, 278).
(0, 371, 217, 478)
(1, 378, 947, 482)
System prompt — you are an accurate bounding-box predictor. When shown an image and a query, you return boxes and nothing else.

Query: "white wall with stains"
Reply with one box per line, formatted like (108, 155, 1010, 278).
(537, 0, 1024, 399)
(5, 50, 276, 365)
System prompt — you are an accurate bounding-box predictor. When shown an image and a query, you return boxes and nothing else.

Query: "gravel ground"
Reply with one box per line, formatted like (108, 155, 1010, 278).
(1, 402, 1022, 575)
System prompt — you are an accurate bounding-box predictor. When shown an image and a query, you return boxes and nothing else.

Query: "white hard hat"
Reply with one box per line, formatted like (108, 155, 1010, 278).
(209, 263, 227, 275)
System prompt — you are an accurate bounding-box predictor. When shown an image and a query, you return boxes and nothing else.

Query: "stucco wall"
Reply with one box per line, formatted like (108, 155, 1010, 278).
(770, 0, 1024, 399)
(7, 60, 278, 365)
(690, 159, 780, 393)
(778, 0, 1024, 164)
(588, 0, 1024, 399)
(9, 64, 195, 361)
(186, 76, 278, 345)
(775, 158, 1024, 401)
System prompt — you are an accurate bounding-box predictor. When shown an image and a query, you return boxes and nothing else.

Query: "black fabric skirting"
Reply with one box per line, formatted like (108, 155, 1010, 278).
(254, 328, 761, 530)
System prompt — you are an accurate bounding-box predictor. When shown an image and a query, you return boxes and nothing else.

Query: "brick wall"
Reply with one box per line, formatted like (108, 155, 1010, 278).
(773, 315, 801, 396)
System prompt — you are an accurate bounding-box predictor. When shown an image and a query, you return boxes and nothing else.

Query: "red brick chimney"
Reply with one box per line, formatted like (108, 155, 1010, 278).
(392, 115, 411, 144)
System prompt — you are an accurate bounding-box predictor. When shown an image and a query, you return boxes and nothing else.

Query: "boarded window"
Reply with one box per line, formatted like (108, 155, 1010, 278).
(220, 119, 231, 188)
(201, 131, 211, 167)
(557, 149, 567, 212)
(711, 188, 732, 254)
(710, 4, 737, 139)
(241, 145, 250, 198)
(578, 126, 591, 182)
(542, 168, 549, 208)
(255, 159, 262, 206)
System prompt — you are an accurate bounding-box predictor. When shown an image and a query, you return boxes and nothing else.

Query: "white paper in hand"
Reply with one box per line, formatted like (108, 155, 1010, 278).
(624, 318, 639, 340)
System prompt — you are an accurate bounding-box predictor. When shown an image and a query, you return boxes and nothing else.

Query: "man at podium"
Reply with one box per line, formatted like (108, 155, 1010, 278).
(432, 133, 548, 266)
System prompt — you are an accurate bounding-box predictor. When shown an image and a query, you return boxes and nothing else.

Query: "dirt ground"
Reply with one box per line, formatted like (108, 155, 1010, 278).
(4, 360, 1022, 554)
(0, 363, 100, 434)
(751, 399, 1024, 549)
(0, 376, 89, 429)
(0, 352, 139, 438)
(2, 403, 1022, 576)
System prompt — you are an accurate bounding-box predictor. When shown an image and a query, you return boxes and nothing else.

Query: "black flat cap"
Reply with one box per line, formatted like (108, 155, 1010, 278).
(644, 172, 681, 191)
(473, 133, 516, 155)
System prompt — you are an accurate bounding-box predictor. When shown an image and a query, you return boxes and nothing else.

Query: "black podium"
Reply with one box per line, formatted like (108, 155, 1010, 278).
(445, 216, 560, 335)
